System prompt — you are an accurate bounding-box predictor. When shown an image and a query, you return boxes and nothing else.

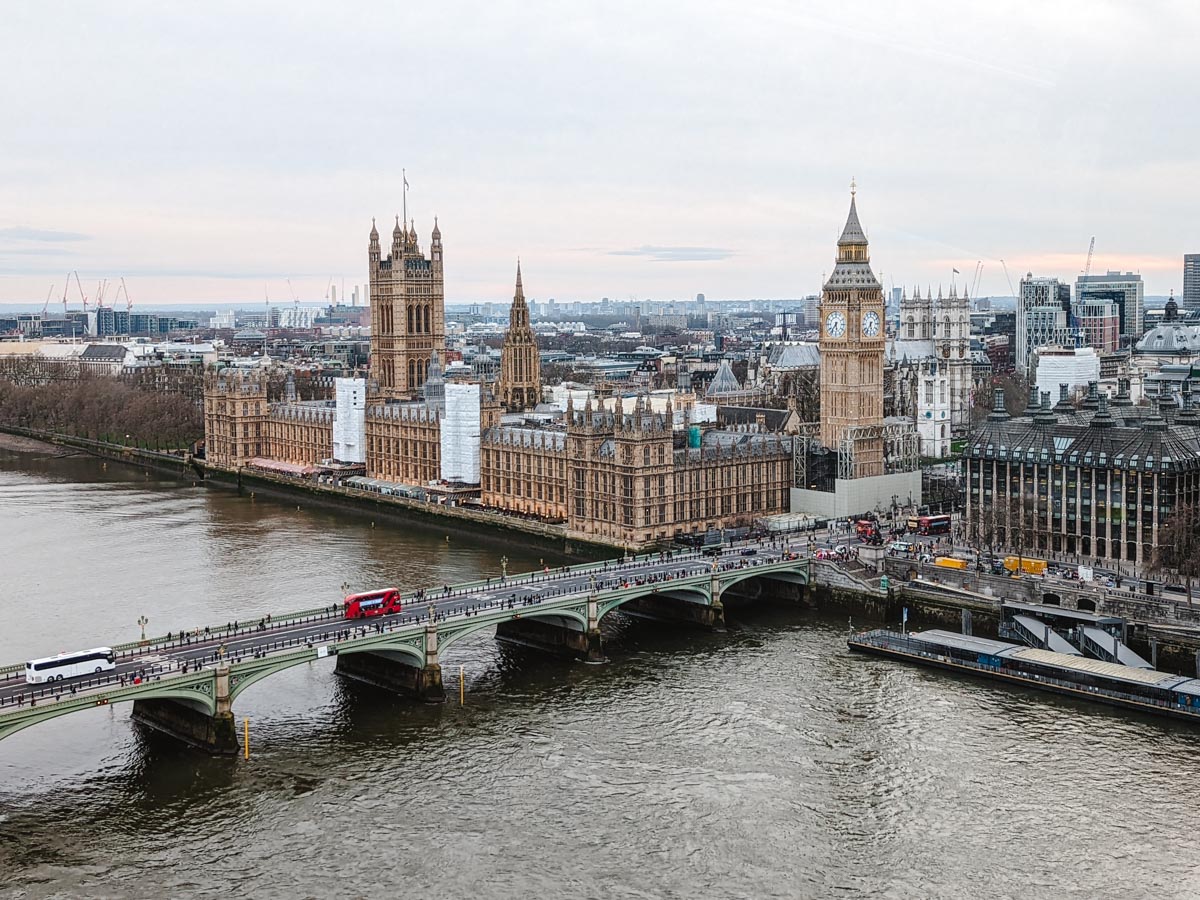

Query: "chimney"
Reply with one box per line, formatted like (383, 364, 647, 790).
(1034, 391, 1057, 425)
(988, 387, 1010, 421)
(1023, 385, 1041, 417)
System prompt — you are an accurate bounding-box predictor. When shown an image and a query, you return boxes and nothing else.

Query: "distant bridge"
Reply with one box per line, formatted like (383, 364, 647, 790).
(0, 544, 809, 755)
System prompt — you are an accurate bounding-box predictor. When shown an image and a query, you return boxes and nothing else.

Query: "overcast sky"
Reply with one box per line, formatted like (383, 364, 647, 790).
(2, 1, 1196, 306)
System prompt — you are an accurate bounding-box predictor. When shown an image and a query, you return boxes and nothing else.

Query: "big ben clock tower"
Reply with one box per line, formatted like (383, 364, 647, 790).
(819, 181, 886, 478)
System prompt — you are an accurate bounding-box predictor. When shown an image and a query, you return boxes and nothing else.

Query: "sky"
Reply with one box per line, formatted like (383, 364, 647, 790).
(1, 1, 1197, 307)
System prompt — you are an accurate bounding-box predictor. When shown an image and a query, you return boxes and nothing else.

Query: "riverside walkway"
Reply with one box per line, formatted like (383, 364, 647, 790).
(0, 540, 810, 754)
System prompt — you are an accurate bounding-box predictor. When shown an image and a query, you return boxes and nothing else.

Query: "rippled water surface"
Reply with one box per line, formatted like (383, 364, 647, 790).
(2, 446, 1200, 899)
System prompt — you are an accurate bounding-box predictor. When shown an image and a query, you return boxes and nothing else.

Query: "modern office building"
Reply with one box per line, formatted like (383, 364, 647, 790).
(965, 383, 1200, 566)
(1075, 271, 1144, 341)
(1184, 254, 1200, 312)
(1016, 276, 1073, 376)
(1072, 297, 1121, 353)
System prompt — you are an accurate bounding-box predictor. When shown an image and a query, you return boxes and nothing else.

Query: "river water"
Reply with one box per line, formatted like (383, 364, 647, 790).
(1, 445, 1199, 899)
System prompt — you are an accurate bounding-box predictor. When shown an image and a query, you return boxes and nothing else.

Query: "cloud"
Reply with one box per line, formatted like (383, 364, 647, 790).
(0, 247, 74, 257)
(0, 226, 90, 243)
(608, 245, 734, 262)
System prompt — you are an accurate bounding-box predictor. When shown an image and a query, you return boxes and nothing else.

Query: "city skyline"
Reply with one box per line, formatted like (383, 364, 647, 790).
(2, 2, 1197, 305)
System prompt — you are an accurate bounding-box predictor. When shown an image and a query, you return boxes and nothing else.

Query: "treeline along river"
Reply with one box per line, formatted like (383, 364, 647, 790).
(1, 441, 1199, 898)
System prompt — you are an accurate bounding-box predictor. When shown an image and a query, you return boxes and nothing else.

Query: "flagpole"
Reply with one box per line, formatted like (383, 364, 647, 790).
(402, 168, 408, 242)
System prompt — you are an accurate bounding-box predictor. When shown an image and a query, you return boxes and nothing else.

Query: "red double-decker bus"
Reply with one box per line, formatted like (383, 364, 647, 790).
(344, 588, 403, 619)
(906, 514, 952, 535)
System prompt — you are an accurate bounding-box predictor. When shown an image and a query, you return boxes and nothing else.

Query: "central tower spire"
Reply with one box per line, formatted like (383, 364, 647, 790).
(496, 260, 542, 412)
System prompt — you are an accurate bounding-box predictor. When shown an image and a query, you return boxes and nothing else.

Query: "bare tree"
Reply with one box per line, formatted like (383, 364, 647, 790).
(0, 375, 202, 449)
(1152, 501, 1200, 606)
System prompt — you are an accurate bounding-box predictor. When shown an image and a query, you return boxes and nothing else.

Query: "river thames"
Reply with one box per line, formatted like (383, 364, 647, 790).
(2, 444, 1200, 899)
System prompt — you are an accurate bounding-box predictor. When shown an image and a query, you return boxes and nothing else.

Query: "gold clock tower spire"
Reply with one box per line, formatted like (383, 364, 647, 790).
(818, 183, 886, 478)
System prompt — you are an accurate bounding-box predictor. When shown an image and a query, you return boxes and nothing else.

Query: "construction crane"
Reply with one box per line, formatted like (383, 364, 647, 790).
(1084, 236, 1095, 277)
(1000, 259, 1018, 299)
(970, 260, 984, 298)
(116, 277, 132, 313)
(61, 275, 70, 316)
(42, 284, 55, 317)
(72, 270, 88, 313)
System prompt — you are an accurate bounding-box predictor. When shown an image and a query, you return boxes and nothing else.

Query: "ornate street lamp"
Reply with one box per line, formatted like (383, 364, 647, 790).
(138, 615, 149, 643)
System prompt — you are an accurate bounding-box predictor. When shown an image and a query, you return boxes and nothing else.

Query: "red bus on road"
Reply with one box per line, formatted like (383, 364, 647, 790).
(906, 514, 952, 536)
(344, 588, 403, 619)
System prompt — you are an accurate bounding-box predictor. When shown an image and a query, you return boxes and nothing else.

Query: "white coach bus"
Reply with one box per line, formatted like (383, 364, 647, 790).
(25, 648, 117, 684)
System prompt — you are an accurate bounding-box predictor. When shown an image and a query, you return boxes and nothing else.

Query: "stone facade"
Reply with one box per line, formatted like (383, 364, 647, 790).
(890, 284, 973, 435)
(565, 398, 793, 546)
(480, 426, 569, 520)
(266, 402, 334, 466)
(368, 216, 445, 399)
(203, 369, 268, 466)
(364, 402, 443, 486)
(496, 263, 542, 412)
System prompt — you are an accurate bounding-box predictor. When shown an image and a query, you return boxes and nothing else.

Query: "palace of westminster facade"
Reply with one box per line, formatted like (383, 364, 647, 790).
(204, 193, 901, 548)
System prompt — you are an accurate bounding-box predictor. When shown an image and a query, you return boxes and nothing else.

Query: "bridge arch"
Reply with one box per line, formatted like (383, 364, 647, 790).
(598, 585, 711, 621)
(0, 682, 218, 745)
(717, 565, 809, 598)
(440, 607, 590, 655)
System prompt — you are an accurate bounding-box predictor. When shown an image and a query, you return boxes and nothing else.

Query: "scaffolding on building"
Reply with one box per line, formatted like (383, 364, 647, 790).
(883, 419, 921, 473)
(838, 424, 884, 480)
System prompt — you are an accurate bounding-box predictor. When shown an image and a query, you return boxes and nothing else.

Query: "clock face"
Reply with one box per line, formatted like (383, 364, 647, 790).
(825, 311, 846, 338)
(862, 311, 881, 337)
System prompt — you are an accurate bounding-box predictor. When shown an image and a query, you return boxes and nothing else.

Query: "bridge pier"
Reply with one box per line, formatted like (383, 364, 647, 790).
(130, 666, 239, 755)
(335, 625, 446, 703)
(495, 596, 606, 663)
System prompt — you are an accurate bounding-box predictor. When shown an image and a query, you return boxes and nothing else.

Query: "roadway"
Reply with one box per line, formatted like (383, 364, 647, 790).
(0, 536, 806, 709)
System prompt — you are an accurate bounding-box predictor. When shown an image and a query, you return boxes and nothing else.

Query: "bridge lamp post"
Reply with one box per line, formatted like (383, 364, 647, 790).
(500, 556, 508, 580)
(138, 615, 149, 644)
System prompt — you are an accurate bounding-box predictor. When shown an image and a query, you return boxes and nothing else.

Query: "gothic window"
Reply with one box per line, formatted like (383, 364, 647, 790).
(407, 308, 414, 333)
(906, 317, 914, 339)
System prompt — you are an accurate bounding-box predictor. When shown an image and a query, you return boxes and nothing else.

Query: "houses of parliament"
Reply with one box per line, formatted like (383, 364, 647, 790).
(203, 189, 906, 548)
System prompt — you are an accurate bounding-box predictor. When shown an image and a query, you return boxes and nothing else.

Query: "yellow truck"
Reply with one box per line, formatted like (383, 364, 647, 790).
(1003, 556, 1046, 576)
(933, 556, 969, 571)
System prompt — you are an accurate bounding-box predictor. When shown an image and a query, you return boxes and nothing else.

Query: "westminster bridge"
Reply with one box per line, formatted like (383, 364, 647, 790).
(0, 543, 810, 755)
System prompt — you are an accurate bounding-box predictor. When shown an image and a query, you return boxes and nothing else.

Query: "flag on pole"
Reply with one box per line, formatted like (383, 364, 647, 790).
(902, 607, 908, 624)
(952, 268, 960, 274)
